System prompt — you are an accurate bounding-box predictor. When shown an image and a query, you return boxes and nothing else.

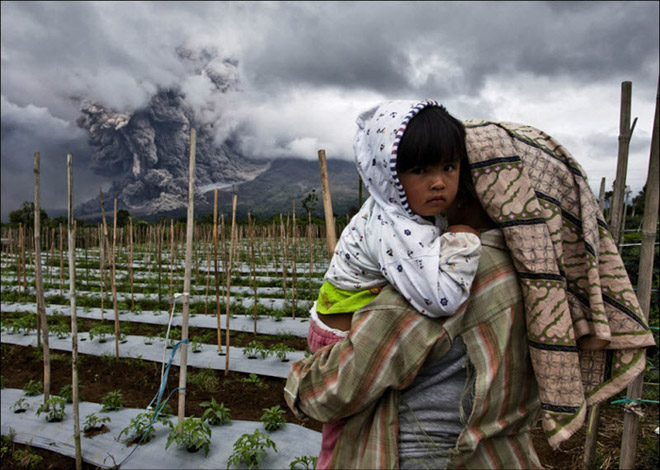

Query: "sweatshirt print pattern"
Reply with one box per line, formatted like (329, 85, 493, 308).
(326, 100, 481, 317)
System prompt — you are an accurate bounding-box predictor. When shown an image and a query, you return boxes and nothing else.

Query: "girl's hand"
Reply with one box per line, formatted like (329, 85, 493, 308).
(446, 224, 480, 237)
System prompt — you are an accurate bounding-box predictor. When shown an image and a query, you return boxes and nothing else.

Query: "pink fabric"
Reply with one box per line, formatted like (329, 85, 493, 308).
(307, 318, 347, 469)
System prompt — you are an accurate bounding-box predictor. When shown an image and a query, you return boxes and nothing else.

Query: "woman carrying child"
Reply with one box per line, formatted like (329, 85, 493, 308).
(286, 100, 655, 469)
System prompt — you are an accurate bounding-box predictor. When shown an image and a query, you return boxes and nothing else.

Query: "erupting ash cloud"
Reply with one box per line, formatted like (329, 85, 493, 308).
(75, 50, 267, 218)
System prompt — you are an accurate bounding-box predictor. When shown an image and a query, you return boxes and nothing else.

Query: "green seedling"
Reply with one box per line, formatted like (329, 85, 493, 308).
(83, 413, 110, 432)
(241, 373, 264, 388)
(260, 405, 286, 431)
(271, 343, 294, 362)
(100, 390, 124, 412)
(118, 408, 172, 444)
(88, 324, 114, 343)
(200, 397, 232, 426)
(36, 396, 66, 422)
(289, 455, 318, 470)
(227, 429, 278, 470)
(58, 384, 73, 403)
(11, 397, 29, 413)
(23, 379, 43, 397)
(166, 416, 212, 456)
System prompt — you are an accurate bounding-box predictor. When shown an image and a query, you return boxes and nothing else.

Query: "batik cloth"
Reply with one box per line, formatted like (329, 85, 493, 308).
(464, 120, 656, 448)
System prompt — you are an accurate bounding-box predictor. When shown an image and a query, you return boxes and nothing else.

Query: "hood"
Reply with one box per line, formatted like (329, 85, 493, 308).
(353, 99, 441, 222)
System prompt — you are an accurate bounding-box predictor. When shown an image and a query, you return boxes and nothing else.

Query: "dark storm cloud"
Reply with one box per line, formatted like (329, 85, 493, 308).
(1, 1, 658, 219)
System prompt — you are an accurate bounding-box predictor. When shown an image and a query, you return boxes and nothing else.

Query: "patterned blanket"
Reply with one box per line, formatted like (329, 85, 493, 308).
(464, 121, 656, 448)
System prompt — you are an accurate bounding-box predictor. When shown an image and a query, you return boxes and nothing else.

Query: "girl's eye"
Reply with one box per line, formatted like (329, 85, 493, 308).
(444, 164, 456, 172)
(410, 167, 426, 175)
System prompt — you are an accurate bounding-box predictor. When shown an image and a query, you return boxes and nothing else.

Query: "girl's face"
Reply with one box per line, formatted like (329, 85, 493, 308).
(397, 160, 460, 217)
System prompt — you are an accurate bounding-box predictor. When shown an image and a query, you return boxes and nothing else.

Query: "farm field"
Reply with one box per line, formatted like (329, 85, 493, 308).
(1, 223, 658, 469)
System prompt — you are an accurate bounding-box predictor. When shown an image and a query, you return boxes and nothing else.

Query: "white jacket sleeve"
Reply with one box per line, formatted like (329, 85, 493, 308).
(381, 232, 481, 318)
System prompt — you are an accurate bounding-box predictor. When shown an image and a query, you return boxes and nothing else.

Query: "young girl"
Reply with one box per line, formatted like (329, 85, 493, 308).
(307, 99, 481, 469)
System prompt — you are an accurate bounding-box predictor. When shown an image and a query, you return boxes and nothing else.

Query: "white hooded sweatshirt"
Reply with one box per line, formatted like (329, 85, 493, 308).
(325, 99, 481, 317)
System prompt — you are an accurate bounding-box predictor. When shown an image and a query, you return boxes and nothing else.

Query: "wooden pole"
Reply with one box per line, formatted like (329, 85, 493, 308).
(224, 194, 238, 376)
(281, 213, 288, 300)
(619, 76, 660, 470)
(213, 189, 223, 353)
(609, 81, 637, 246)
(598, 177, 607, 215)
(111, 199, 120, 358)
(18, 224, 23, 303)
(129, 216, 134, 311)
(177, 127, 196, 426)
(67, 153, 83, 470)
(170, 219, 175, 311)
(292, 201, 297, 319)
(249, 213, 257, 335)
(33, 152, 51, 404)
(584, 82, 637, 469)
(317, 149, 337, 257)
(59, 223, 64, 296)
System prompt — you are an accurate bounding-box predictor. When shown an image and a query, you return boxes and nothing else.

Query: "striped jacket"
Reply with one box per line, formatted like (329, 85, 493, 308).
(285, 230, 542, 469)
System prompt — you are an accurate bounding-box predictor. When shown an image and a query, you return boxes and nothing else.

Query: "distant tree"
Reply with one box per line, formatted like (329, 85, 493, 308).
(301, 189, 319, 217)
(9, 201, 48, 229)
(115, 209, 131, 227)
(48, 215, 68, 228)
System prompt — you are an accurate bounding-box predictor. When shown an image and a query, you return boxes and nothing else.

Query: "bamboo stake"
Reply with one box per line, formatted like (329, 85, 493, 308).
(98, 188, 112, 267)
(177, 127, 196, 427)
(619, 76, 659, 470)
(585, 80, 637, 470)
(99, 224, 105, 320)
(18, 224, 23, 303)
(609, 81, 637, 246)
(49, 227, 55, 284)
(292, 201, 297, 319)
(224, 194, 238, 376)
(281, 214, 288, 299)
(317, 149, 337, 256)
(59, 223, 64, 296)
(249, 213, 257, 335)
(308, 211, 313, 290)
(158, 223, 163, 305)
(170, 219, 175, 311)
(33, 152, 51, 403)
(67, 153, 83, 470)
(598, 177, 607, 215)
(213, 189, 223, 354)
(111, 199, 120, 358)
(129, 217, 134, 311)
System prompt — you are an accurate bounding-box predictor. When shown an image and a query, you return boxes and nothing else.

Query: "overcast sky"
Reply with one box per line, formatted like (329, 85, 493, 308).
(1, 1, 658, 220)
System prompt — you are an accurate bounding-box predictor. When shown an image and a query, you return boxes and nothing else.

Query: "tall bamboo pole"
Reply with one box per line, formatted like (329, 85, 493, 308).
(18, 224, 23, 303)
(177, 127, 196, 426)
(67, 153, 83, 470)
(292, 201, 297, 319)
(281, 213, 288, 299)
(111, 199, 120, 358)
(619, 76, 659, 470)
(34, 152, 51, 403)
(248, 213, 257, 335)
(224, 194, 238, 376)
(598, 177, 607, 215)
(129, 216, 134, 311)
(585, 81, 639, 470)
(213, 189, 223, 353)
(609, 81, 637, 246)
(59, 223, 64, 296)
(170, 219, 175, 311)
(317, 149, 337, 256)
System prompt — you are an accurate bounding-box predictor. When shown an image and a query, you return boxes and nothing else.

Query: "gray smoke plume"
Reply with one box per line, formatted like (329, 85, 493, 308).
(75, 50, 268, 218)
